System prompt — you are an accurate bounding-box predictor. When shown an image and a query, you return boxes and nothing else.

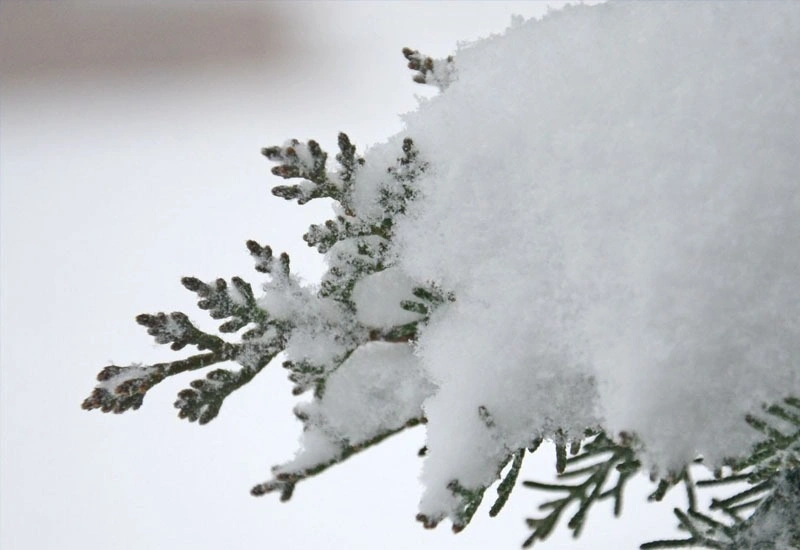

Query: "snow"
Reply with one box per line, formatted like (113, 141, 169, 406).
(324, 1, 799, 524)
(415, 297, 599, 518)
(352, 267, 424, 329)
(95, 363, 152, 392)
(210, 0, 800, 534)
(276, 341, 435, 472)
(732, 469, 800, 549)
(257, 271, 355, 368)
(309, 341, 433, 442)
(63, 0, 799, 541)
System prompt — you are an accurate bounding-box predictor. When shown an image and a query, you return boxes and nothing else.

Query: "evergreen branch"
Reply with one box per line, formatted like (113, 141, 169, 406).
(244, 240, 292, 284)
(402, 47, 456, 90)
(304, 218, 347, 253)
(446, 480, 487, 533)
(260, 133, 362, 210)
(398, 284, 455, 326)
(380, 138, 424, 217)
(84, 260, 293, 421)
(647, 468, 695, 504)
(765, 402, 800, 426)
(606, 459, 641, 516)
(400, 299, 428, 316)
(181, 276, 268, 332)
(709, 480, 772, 512)
(81, 350, 233, 414)
(683, 508, 734, 539)
(745, 413, 789, 441)
(304, 217, 392, 255)
(319, 236, 389, 305)
(522, 432, 640, 547)
(640, 508, 729, 549)
(555, 437, 568, 475)
(334, 132, 364, 210)
(490, 449, 526, 517)
(728, 467, 800, 548)
(262, 139, 339, 204)
(262, 133, 365, 214)
(174, 323, 287, 424)
(644, 396, 800, 549)
(175, 359, 271, 424)
(282, 359, 327, 396)
(524, 480, 582, 492)
(696, 473, 751, 487)
(136, 311, 226, 352)
(411, 284, 455, 306)
(264, 137, 429, 316)
(251, 417, 425, 501)
(522, 497, 569, 546)
(79, 19, 800, 547)
(418, 414, 526, 533)
(682, 467, 697, 512)
(729, 401, 800, 480)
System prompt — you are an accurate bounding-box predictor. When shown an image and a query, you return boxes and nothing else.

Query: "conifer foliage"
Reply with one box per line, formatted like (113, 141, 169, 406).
(84, 3, 800, 547)
(83, 107, 442, 503)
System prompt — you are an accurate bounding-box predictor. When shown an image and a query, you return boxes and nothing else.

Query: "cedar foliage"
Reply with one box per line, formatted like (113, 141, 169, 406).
(83, 47, 800, 549)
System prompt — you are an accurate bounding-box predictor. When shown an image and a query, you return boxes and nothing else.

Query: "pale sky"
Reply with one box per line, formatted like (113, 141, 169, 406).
(1, 3, 681, 549)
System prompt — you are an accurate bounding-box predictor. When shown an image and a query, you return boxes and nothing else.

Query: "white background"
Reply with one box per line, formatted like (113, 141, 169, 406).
(1, 3, 679, 548)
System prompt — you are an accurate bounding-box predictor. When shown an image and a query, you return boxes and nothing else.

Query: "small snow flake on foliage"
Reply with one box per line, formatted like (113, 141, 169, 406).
(85, 2, 800, 548)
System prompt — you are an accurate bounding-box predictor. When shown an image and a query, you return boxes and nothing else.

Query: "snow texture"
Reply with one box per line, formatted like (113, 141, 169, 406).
(258, 271, 354, 368)
(733, 469, 800, 549)
(277, 342, 434, 473)
(285, 1, 800, 527)
(384, 1, 799, 519)
(352, 267, 424, 329)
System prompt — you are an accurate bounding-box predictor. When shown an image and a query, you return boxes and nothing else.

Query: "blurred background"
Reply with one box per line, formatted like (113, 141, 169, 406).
(1, 2, 678, 548)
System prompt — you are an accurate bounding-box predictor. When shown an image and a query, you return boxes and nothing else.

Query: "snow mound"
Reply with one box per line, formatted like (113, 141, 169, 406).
(378, 2, 800, 517)
(278, 341, 434, 473)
